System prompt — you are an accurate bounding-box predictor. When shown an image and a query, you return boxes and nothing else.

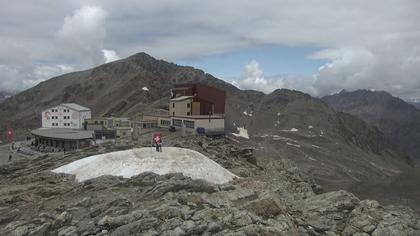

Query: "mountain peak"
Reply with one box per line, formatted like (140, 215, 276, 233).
(323, 89, 420, 160)
(128, 52, 154, 60)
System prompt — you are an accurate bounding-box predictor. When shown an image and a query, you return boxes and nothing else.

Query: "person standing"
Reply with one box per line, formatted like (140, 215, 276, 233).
(153, 133, 163, 152)
(8, 153, 12, 162)
(158, 138, 162, 152)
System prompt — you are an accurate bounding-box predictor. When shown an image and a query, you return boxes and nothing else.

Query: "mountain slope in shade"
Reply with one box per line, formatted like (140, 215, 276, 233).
(0, 90, 14, 103)
(323, 89, 420, 160)
(0, 52, 417, 211)
(408, 101, 420, 110)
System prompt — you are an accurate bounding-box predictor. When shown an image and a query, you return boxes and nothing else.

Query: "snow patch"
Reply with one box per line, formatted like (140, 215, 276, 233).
(243, 111, 253, 117)
(232, 127, 249, 139)
(52, 147, 237, 184)
(308, 125, 313, 129)
(142, 87, 149, 91)
(286, 142, 301, 148)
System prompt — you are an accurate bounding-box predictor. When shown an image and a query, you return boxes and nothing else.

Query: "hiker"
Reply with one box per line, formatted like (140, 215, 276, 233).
(153, 134, 162, 152)
(8, 154, 12, 162)
(158, 139, 162, 152)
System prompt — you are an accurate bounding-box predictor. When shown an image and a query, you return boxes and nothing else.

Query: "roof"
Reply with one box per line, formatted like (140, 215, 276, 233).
(170, 96, 193, 102)
(61, 103, 91, 112)
(31, 128, 94, 140)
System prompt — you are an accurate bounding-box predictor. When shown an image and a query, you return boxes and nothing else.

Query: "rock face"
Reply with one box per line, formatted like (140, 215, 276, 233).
(0, 136, 419, 236)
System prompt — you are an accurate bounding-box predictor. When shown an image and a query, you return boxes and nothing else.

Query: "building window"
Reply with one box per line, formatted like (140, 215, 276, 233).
(160, 120, 170, 126)
(172, 112, 175, 116)
(184, 120, 195, 129)
(173, 119, 182, 127)
(187, 103, 190, 108)
(187, 112, 190, 116)
(172, 103, 175, 108)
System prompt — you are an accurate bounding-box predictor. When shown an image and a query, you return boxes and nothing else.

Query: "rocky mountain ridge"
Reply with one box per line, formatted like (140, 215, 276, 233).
(0, 52, 417, 212)
(323, 89, 420, 160)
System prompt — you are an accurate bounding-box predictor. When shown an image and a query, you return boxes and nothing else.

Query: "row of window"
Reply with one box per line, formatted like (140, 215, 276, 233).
(172, 119, 195, 129)
(51, 108, 71, 113)
(160, 120, 171, 126)
(51, 116, 71, 119)
(51, 123, 71, 126)
(184, 120, 194, 129)
(172, 103, 192, 108)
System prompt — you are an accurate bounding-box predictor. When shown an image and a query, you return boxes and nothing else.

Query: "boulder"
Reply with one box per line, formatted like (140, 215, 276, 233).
(98, 210, 145, 229)
(294, 190, 360, 232)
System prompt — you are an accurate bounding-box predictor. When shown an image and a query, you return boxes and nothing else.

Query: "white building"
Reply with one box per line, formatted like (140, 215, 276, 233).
(42, 103, 91, 129)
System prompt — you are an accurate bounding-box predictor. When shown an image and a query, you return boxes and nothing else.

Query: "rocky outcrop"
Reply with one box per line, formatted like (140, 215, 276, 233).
(0, 137, 419, 235)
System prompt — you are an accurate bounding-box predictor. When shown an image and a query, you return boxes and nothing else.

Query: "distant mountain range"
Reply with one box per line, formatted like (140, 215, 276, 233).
(323, 89, 420, 160)
(0, 52, 418, 211)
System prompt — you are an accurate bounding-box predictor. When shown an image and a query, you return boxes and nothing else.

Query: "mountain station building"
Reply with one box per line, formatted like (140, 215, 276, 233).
(41, 103, 91, 129)
(32, 103, 93, 152)
(146, 84, 226, 135)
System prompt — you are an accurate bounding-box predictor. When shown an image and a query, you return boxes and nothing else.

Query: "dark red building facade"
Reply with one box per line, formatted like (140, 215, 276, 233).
(171, 84, 226, 115)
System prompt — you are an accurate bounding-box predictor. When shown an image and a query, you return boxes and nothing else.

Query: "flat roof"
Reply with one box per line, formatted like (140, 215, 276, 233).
(61, 103, 91, 112)
(31, 128, 94, 140)
(173, 115, 225, 119)
(171, 96, 193, 102)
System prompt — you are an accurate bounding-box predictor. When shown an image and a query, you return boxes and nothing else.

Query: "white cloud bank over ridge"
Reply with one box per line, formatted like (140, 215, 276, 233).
(231, 60, 316, 95)
(0, 1, 420, 100)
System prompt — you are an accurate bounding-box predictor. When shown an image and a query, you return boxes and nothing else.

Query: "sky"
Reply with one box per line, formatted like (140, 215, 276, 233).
(1, 0, 420, 100)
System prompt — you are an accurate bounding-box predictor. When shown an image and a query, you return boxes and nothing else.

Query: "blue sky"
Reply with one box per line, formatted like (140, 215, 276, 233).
(176, 45, 327, 79)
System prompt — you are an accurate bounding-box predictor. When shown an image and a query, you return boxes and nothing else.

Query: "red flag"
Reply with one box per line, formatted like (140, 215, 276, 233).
(152, 133, 162, 144)
(6, 123, 13, 143)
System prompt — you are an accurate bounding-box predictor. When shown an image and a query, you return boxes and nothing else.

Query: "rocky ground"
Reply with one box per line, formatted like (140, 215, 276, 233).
(0, 136, 419, 236)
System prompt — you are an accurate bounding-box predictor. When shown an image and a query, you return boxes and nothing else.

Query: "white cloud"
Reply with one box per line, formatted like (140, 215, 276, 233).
(0, 64, 74, 91)
(102, 49, 120, 63)
(1, 1, 420, 100)
(56, 6, 108, 65)
(34, 64, 74, 81)
(311, 47, 420, 99)
(231, 60, 316, 94)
